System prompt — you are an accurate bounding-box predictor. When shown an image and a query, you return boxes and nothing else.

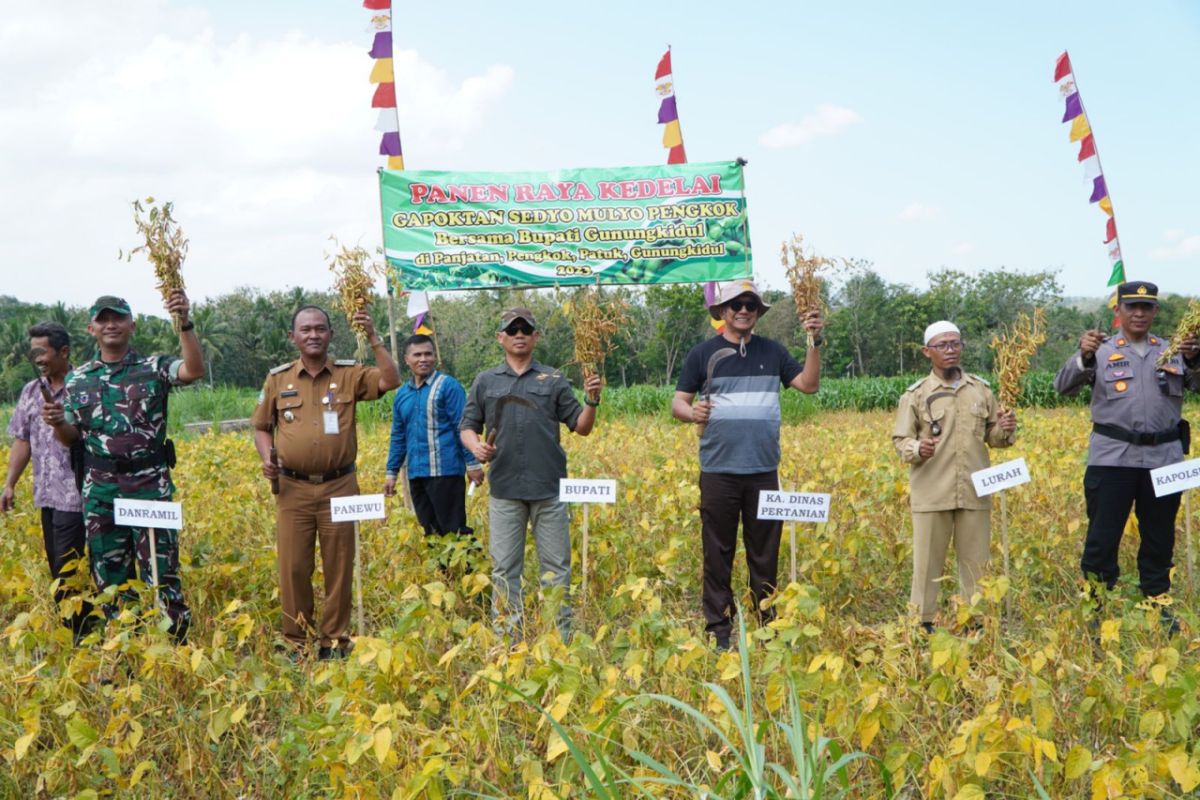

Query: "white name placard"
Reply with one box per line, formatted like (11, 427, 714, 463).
(757, 491, 831, 522)
(330, 494, 387, 522)
(114, 498, 183, 530)
(559, 479, 617, 504)
(971, 457, 1031, 497)
(1150, 458, 1200, 497)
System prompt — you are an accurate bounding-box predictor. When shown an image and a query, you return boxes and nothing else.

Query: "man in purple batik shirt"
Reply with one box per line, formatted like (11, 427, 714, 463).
(2, 321, 93, 641)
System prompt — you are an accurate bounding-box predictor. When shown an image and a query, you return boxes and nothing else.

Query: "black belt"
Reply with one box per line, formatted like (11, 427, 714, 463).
(279, 463, 355, 484)
(1093, 422, 1181, 447)
(86, 443, 169, 474)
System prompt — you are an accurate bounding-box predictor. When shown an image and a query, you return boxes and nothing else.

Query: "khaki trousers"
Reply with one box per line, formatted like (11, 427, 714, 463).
(910, 509, 990, 623)
(275, 472, 357, 647)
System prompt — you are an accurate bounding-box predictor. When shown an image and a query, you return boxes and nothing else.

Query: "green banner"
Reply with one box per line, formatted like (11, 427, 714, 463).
(379, 160, 752, 290)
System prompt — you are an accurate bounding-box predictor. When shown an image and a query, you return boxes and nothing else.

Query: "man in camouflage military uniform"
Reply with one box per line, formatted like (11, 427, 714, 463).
(1055, 281, 1200, 633)
(252, 305, 400, 661)
(893, 321, 1016, 633)
(43, 292, 205, 642)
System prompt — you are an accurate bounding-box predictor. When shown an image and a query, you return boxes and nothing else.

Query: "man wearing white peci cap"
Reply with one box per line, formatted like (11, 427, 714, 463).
(892, 320, 1017, 634)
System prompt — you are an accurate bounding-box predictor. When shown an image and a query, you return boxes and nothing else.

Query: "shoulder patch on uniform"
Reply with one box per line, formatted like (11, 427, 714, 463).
(269, 361, 294, 375)
(334, 359, 357, 367)
(905, 377, 925, 392)
(970, 373, 990, 386)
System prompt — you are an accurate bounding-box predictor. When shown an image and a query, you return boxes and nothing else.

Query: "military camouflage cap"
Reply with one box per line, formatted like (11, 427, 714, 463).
(498, 308, 537, 332)
(89, 296, 133, 319)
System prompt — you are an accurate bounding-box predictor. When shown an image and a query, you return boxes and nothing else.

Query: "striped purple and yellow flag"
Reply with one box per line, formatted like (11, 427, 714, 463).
(1054, 50, 1123, 288)
(367, 0, 403, 170)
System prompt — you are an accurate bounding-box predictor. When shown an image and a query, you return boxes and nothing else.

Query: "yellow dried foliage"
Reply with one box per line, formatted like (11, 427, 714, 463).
(326, 237, 380, 357)
(781, 234, 839, 348)
(565, 286, 627, 384)
(126, 197, 188, 331)
(1158, 297, 1200, 367)
(1, 407, 1199, 796)
(990, 308, 1047, 411)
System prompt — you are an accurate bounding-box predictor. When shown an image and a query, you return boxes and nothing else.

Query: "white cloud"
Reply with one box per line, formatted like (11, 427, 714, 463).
(898, 203, 939, 221)
(758, 104, 862, 149)
(948, 242, 974, 256)
(0, 3, 514, 311)
(1150, 230, 1200, 260)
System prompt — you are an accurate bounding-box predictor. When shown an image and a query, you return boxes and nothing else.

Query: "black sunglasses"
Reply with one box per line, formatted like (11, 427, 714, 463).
(503, 322, 536, 336)
(727, 299, 761, 313)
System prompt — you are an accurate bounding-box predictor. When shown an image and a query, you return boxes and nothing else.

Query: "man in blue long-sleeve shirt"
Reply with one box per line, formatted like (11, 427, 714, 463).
(384, 335, 483, 538)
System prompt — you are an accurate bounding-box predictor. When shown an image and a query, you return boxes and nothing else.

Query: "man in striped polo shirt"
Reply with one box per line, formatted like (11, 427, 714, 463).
(385, 335, 483, 543)
(673, 280, 824, 650)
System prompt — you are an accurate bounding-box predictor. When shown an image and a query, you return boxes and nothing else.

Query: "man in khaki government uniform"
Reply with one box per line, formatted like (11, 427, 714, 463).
(252, 305, 400, 660)
(1054, 280, 1200, 635)
(893, 320, 1017, 633)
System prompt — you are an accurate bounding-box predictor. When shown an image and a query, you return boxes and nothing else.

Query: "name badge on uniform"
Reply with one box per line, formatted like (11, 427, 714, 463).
(324, 410, 339, 435)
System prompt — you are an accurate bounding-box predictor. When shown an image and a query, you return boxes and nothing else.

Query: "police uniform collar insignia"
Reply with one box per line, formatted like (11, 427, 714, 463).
(1150, 336, 1159, 345)
(269, 361, 294, 375)
(1116, 338, 1127, 347)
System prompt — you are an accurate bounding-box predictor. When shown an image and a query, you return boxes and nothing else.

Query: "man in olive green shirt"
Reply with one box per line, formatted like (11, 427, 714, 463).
(892, 321, 1017, 631)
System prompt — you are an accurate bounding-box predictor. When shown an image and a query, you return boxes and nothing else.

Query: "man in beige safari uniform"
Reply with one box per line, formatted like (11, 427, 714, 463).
(893, 320, 1017, 633)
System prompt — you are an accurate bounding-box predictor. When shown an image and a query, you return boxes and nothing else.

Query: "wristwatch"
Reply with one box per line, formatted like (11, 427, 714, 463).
(179, 320, 195, 332)
(585, 397, 600, 407)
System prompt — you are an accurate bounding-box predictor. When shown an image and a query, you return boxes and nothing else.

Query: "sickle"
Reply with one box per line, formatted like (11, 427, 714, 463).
(925, 391, 956, 437)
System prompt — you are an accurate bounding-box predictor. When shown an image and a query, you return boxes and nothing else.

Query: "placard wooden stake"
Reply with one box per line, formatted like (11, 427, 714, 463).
(1000, 493, 1011, 617)
(354, 521, 364, 637)
(581, 505, 590, 595)
(789, 522, 797, 584)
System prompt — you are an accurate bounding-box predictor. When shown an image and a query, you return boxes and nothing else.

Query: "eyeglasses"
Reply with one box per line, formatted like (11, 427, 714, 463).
(927, 340, 964, 352)
(503, 322, 536, 336)
(727, 299, 761, 313)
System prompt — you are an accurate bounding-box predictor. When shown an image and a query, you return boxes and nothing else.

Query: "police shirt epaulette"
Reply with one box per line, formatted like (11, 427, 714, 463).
(269, 361, 294, 375)
(905, 377, 925, 392)
(334, 359, 358, 367)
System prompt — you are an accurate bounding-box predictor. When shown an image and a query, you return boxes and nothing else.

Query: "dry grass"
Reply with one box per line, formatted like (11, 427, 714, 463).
(125, 197, 188, 331)
(781, 234, 837, 348)
(327, 237, 380, 358)
(1158, 298, 1200, 367)
(990, 308, 1047, 410)
(567, 286, 628, 397)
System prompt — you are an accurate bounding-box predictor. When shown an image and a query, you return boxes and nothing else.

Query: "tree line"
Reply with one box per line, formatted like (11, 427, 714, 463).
(1, 265, 1195, 403)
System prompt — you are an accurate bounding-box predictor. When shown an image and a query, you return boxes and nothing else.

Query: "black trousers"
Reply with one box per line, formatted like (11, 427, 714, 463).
(39, 507, 93, 635)
(1082, 465, 1180, 596)
(699, 470, 782, 637)
(409, 475, 473, 536)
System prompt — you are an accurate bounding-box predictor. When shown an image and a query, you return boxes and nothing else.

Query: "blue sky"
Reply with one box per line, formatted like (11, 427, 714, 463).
(2, 1, 1197, 312)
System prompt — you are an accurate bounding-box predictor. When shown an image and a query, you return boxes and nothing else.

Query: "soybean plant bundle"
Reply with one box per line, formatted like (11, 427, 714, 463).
(327, 238, 378, 359)
(781, 234, 835, 349)
(568, 287, 628, 392)
(990, 308, 1046, 410)
(1157, 298, 1200, 367)
(127, 198, 188, 332)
